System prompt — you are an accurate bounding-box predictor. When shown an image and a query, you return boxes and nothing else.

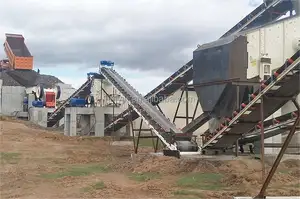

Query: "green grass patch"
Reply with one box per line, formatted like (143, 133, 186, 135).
(0, 152, 21, 164)
(134, 138, 164, 148)
(82, 181, 106, 192)
(291, 183, 300, 188)
(176, 173, 224, 190)
(128, 172, 160, 182)
(173, 190, 204, 198)
(41, 164, 110, 179)
(278, 169, 290, 174)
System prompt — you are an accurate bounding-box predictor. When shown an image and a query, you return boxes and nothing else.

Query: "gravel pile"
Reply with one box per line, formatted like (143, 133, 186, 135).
(0, 69, 63, 87)
(0, 71, 22, 86)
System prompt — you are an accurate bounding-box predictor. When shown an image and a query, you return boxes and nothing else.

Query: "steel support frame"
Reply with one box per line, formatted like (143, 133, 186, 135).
(172, 85, 199, 126)
(129, 105, 160, 154)
(100, 86, 119, 136)
(255, 99, 300, 199)
(200, 80, 262, 155)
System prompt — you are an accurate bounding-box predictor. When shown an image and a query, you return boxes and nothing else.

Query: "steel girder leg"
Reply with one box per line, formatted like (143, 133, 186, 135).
(255, 99, 300, 198)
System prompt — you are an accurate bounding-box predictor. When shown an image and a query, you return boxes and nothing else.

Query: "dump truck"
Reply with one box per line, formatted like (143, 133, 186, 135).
(3, 33, 33, 70)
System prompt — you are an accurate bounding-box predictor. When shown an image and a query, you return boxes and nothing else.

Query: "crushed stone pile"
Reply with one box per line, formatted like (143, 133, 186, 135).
(0, 71, 21, 86)
(0, 69, 63, 87)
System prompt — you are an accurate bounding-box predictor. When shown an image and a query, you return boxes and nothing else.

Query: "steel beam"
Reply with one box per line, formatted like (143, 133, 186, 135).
(256, 100, 300, 198)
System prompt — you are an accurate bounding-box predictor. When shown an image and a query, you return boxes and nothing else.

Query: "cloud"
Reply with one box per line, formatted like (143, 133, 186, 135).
(248, 0, 263, 7)
(54, 66, 168, 94)
(0, 0, 259, 72)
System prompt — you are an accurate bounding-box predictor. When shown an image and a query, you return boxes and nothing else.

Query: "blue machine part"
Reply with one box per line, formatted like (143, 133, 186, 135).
(87, 72, 98, 76)
(32, 100, 44, 108)
(69, 98, 86, 107)
(23, 97, 28, 104)
(100, 60, 114, 67)
(87, 72, 104, 79)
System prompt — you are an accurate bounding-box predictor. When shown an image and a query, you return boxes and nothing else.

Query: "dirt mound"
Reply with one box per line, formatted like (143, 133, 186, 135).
(281, 159, 300, 168)
(223, 169, 296, 187)
(114, 155, 223, 174)
(219, 159, 262, 173)
(291, 169, 300, 178)
(137, 179, 172, 198)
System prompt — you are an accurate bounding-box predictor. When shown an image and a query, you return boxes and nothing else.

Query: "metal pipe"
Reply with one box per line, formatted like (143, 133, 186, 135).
(155, 137, 159, 152)
(173, 89, 184, 123)
(101, 88, 118, 107)
(135, 118, 143, 154)
(260, 95, 265, 182)
(185, 85, 189, 125)
(256, 100, 300, 198)
(112, 87, 115, 133)
(187, 78, 240, 88)
(157, 104, 164, 114)
(150, 130, 156, 152)
(100, 79, 103, 107)
(192, 101, 199, 120)
(235, 140, 238, 157)
(129, 107, 136, 152)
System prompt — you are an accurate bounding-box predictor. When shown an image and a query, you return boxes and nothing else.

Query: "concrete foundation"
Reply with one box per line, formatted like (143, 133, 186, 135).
(29, 107, 55, 127)
(0, 80, 26, 116)
(64, 107, 124, 137)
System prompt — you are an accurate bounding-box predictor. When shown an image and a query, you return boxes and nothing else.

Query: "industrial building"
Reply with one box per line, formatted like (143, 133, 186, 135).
(0, 0, 299, 159)
(1, 0, 300, 197)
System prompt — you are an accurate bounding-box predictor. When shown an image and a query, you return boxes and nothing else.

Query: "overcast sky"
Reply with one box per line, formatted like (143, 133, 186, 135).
(0, 0, 262, 93)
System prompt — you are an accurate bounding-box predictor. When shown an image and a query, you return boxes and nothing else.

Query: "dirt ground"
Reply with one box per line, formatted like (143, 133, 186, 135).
(1, 118, 300, 199)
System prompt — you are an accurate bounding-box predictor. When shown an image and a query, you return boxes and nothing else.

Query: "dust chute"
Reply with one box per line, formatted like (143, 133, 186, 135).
(193, 35, 252, 132)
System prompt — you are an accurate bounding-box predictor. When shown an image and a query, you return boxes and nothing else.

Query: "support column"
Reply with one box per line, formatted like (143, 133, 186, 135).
(65, 107, 78, 136)
(64, 114, 70, 136)
(94, 107, 105, 137)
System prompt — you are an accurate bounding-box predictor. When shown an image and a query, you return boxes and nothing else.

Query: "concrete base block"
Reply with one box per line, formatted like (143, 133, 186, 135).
(29, 107, 55, 127)
(64, 107, 123, 137)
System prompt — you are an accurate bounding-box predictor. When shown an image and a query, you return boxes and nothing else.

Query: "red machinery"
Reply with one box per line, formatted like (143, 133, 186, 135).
(26, 85, 61, 108)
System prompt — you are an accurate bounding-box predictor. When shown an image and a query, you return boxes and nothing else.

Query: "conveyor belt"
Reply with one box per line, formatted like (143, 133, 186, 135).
(104, 61, 193, 134)
(104, 0, 294, 136)
(47, 77, 93, 127)
(234, 111, 298, 145)
(239, 117, 297, 146)
(181, 113, 210, 135)
(221, 0, 294, 38)
(202, 51, 300, 150)
(244, 111, 298, 138)
(101, 67, 187, 150)
(202, 111, 298, 139)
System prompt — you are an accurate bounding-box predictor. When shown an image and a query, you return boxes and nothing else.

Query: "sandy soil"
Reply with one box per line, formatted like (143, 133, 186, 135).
(1, 118, 300, 199)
